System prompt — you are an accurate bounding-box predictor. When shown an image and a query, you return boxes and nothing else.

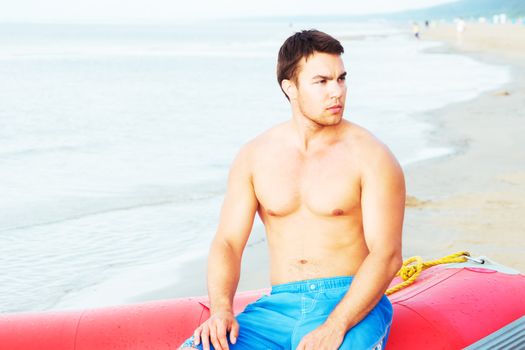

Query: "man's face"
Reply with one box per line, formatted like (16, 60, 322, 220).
(294, 52, 347, 126)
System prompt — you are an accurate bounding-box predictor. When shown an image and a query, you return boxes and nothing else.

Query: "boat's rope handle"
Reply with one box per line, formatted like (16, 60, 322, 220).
(385, 251, 471, 296)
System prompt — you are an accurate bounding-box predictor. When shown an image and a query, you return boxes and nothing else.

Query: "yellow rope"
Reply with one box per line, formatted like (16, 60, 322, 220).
(385, 251, 470, 296)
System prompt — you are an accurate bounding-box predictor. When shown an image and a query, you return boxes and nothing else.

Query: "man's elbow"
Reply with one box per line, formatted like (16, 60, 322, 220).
(373, 247, 402, 277)
(390, 252, 403, 277)
(210, 235, 243, 261)
(368, 247, 402, 278)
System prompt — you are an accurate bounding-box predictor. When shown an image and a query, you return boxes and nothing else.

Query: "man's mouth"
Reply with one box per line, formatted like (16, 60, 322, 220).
(327, 105, 343, 113)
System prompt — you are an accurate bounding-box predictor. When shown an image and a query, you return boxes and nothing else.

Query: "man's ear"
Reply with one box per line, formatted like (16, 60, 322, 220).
(281, 79, 297, 100)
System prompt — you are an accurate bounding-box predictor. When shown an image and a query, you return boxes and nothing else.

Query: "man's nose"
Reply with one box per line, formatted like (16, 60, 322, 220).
(329, 81, 344, 99)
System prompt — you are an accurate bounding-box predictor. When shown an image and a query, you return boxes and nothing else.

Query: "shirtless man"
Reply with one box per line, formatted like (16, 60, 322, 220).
(180, 29, 405, 350)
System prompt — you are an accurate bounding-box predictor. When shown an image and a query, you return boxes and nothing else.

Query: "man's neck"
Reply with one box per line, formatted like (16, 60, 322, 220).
(290, 114, 344, 153)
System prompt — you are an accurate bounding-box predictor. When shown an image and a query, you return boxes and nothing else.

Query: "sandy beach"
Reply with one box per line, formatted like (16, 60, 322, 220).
(139, 22, 525, 302)
(404, 22, 525, 271)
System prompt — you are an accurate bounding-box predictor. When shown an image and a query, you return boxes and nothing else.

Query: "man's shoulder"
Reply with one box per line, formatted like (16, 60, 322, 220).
(233, 122, 288, 166)
(344, 121, 401, 172)
(343, 121, 387, 152)
(241, 122, 288, 153)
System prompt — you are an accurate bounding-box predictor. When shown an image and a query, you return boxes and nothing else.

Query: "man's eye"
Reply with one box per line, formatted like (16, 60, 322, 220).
(316, 80, 326, 84)
(339, 77, 346, 82)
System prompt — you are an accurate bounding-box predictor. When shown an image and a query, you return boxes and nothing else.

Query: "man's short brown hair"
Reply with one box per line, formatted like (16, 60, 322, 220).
(277, 29, 344, 100)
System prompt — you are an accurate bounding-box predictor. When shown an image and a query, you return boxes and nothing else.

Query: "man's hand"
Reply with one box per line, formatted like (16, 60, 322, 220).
(296, 322, 346, 350)
(193, 310, 239, 350)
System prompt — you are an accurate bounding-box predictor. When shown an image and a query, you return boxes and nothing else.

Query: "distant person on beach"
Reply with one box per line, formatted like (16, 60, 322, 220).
(179, 29, 405, 350)
(412, 22, 420, 39)
(456, 17, 466, 45)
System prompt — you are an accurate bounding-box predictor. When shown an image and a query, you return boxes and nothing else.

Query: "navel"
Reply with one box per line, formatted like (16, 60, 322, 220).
(332, 208, 344, 216)
(299, 259, 308, 265)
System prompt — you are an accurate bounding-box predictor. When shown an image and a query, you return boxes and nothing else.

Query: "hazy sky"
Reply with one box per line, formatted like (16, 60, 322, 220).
(2, 0, 457, 23)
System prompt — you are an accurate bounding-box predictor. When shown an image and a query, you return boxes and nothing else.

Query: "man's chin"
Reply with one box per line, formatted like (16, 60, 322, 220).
(304, 112, 344, 127)
(319, 115, 343, 126)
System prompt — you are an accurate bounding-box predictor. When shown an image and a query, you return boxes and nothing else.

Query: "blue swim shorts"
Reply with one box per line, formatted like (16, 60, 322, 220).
(180, 276, 392, 350)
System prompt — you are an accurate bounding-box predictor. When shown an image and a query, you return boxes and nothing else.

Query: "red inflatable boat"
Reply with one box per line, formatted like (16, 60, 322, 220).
(1, 254, 524, 349)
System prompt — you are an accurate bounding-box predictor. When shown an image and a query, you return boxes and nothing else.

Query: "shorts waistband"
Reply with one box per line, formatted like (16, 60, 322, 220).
(271, 276, 354, 294)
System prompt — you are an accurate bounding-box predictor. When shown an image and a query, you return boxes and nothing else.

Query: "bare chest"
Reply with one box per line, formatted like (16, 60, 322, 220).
(252, 146, 361, 217)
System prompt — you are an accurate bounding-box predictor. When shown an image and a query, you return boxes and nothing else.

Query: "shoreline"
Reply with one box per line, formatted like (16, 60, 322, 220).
(403, 23, 525, 271)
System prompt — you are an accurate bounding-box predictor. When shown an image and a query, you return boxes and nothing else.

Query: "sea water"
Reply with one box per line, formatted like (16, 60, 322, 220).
(0, 18, 509, 312)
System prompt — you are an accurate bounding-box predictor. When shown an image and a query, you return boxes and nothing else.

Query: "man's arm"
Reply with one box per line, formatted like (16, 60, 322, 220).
(297, 144, 405, 350)
(193, 144, 259, 350)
